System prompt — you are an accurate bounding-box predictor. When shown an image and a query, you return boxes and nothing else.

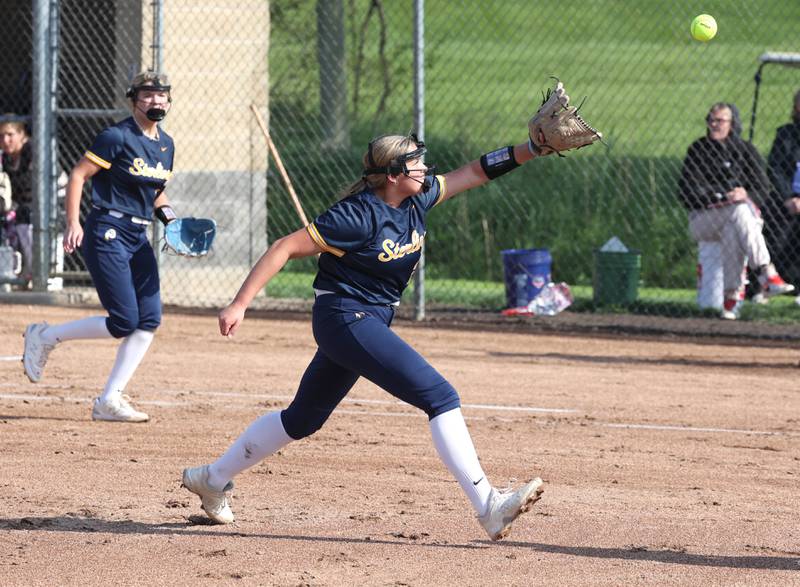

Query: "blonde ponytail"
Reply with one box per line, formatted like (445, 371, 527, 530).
(337, 134, 418, 199)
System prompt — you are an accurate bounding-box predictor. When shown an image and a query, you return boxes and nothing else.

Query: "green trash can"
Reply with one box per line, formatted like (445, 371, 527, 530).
(593, 250, 641, 306)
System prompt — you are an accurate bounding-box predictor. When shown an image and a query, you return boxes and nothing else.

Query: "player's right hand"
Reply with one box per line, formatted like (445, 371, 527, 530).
(219, 303, 246, 338)
(63, 222, 83, 253)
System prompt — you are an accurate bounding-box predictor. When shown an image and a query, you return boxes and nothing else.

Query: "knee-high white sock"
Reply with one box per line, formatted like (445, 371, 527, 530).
(430, 407, 492, 516)
(98, 329, 155, 402)
(41, 316, 112, 345)
(207, 411, 293, 491)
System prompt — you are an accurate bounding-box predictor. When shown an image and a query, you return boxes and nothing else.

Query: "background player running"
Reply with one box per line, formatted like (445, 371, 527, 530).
(181, 122, 587, 540)
(22, 71, 182, 423)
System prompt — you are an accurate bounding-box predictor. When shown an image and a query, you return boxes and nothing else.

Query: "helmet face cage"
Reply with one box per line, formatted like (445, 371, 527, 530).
(126, 71, 172, 101)
(363, 133, 431, 177)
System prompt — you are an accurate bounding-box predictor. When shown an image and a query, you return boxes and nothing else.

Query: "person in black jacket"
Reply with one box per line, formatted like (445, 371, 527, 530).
(767, 89, 800, 304)
(678, 102, 794, 319)
(0, 118, 33, 286)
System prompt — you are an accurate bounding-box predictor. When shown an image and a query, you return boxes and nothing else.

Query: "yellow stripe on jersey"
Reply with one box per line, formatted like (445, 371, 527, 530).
(433, 174, 447, 206)
(307, 223, 345, 257)
(85, 151, 111, 169)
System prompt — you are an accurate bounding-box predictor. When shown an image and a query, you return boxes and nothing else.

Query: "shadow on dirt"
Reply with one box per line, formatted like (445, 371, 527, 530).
(499, 541, 800, 570)
(0, 515, 482, 551)
(1, 516, 798, 569)
(487, 351, 800, 370)
(0, 413, 85, 422)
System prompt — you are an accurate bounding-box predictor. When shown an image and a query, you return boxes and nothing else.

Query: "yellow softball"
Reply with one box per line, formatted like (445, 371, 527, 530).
(691, 14, 717, 42)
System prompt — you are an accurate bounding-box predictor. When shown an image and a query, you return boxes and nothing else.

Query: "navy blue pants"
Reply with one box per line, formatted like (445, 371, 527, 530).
(82, 210, 161, 338)
(281, 294, 460, 440)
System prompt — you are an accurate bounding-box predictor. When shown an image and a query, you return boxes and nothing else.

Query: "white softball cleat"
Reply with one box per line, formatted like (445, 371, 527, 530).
(478, 477, 544, 541)
(91, 395, 150, 423)
(182, 465, 235, 524)
(23, 322, 56, 383)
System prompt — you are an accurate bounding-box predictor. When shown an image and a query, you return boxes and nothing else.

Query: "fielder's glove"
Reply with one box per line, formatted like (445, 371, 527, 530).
(162, 217, 217, 257)
(528, 79, 602, 157)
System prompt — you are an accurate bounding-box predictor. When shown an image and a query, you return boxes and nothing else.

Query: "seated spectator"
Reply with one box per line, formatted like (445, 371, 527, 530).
(0, 164, 9, 214)
(677, 102, 794, 320)
(0, 163, 10, 244)
(0, 117, 33, 288)
(767, 89, 800, 305)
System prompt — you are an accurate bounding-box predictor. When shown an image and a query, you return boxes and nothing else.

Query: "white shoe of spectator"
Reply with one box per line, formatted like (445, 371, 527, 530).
(720, 298, 742, 320)
(757, 265, 795, 297)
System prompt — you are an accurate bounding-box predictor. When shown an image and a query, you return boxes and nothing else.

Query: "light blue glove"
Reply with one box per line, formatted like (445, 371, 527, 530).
(163, 217, 217, 257)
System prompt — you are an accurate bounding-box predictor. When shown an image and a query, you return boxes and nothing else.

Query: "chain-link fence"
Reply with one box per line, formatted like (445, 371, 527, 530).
(268, 0, 800, 334)
(0, 1, 34, 292)
(3, 1, 800, 338)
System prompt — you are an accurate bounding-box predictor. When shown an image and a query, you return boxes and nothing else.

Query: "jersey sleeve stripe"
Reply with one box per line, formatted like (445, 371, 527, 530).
(306, 223, 345, 257)
(85, 150, 112, 169)
(433, 174, 447, 206)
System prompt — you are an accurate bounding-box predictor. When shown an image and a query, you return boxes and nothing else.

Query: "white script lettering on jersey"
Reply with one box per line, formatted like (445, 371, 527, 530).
(128, 158, 173, 180)
(378, 230, 424, 262)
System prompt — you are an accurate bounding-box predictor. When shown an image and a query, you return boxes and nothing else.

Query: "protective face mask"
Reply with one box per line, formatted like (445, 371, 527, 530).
(146, 108, 167, 122)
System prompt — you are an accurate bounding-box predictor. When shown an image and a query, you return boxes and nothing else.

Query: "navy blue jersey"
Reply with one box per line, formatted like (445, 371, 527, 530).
(84, 117, 175, 219)
(307, 175, 447, 305)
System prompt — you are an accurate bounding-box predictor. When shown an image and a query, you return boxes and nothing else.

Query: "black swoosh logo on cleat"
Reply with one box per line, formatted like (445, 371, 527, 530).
(472, 477, 484, 486)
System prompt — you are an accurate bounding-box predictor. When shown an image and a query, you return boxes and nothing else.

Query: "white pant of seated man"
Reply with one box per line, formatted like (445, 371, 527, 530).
(696, 241, 747, 310)
(696, 240, 724, 310)
(688, 202, 768, 300)
(688, 201, 793, 318)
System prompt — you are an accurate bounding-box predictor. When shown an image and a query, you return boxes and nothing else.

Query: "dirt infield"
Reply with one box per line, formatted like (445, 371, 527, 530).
(1, 303, 798, 586)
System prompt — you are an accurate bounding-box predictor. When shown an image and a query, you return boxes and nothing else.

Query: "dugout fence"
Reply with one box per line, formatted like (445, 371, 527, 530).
(3, 0, 800, 340)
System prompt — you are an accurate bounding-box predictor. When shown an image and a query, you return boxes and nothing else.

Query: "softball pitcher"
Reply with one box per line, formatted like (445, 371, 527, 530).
(183, 81, 601, 540)
(22, 71, 182, 423)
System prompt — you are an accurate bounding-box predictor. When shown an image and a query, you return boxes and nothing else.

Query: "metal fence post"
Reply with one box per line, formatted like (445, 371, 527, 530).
(48, 0, 61, 291)
(31, 0, 51, 291)
(412, 0, 425, 321)
(151, 0, 165, 263)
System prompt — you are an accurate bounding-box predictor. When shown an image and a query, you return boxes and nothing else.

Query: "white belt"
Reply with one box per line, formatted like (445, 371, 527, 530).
(313, 289, 400, 307)
(94, 206, 151, 225)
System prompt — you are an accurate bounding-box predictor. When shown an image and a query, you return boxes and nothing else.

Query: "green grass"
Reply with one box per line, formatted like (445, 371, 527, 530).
(266, 271, 800, 324)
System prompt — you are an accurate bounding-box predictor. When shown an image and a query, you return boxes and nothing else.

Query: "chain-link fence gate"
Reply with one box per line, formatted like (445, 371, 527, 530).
(3, 0, 270, 306)
(2, 1, 799, 338)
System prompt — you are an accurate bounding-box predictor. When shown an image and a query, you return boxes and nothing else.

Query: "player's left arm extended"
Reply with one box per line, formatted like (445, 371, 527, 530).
(441, 142, 536, 202)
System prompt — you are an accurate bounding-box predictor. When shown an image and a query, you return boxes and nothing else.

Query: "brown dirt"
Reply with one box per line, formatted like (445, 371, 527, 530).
(1, 304, 798, 586)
